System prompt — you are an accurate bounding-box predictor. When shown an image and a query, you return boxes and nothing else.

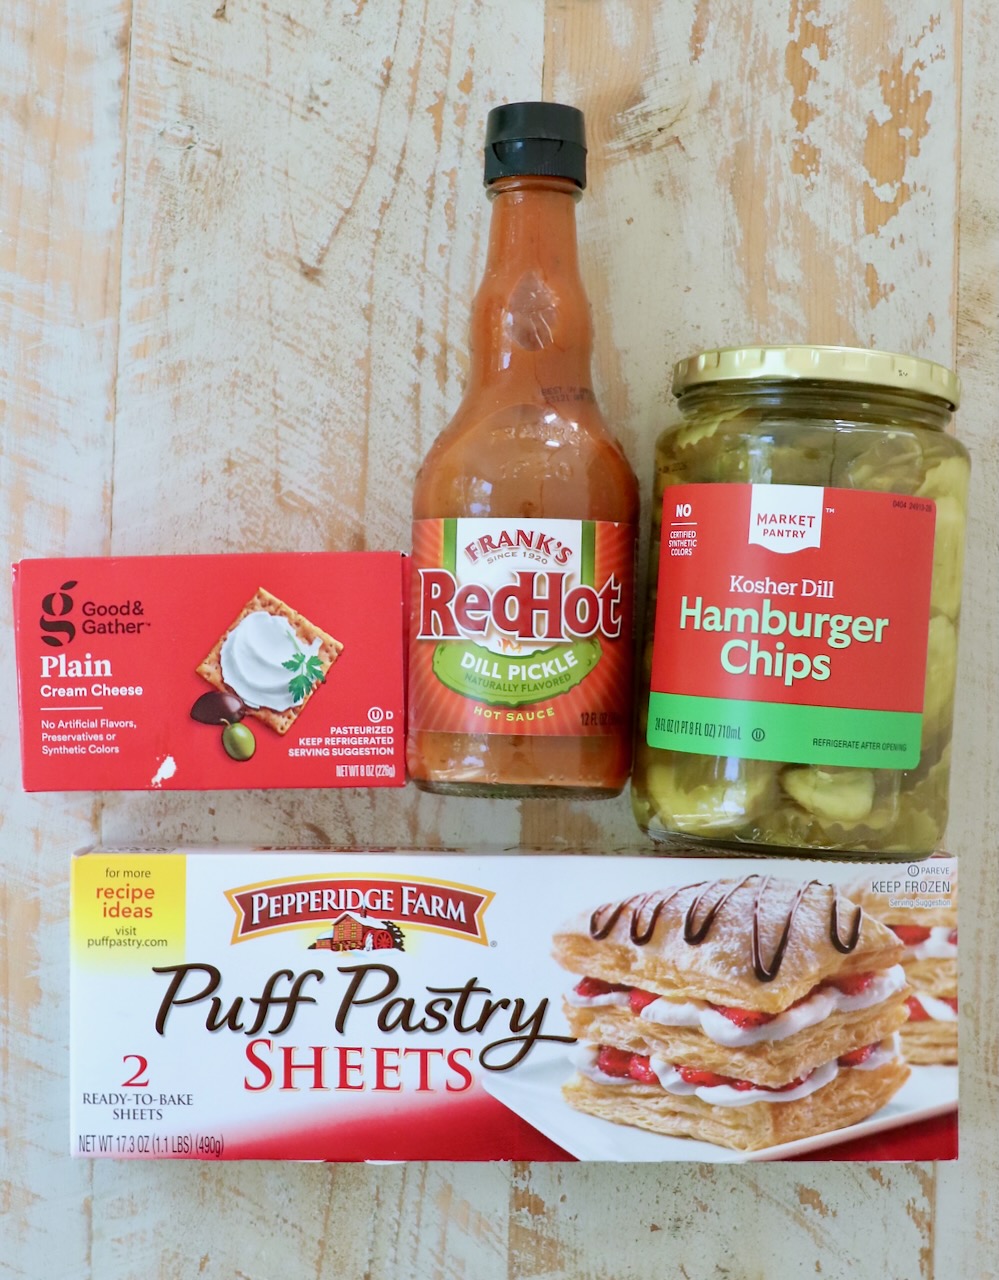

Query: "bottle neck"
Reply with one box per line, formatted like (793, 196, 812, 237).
(465, 176, 593, 395)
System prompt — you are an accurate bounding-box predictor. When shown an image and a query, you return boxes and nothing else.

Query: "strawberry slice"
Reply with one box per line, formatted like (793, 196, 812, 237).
(628, 1054, 659, 1085)
(827, 971, 876, 996)
(769, 1075, 808, 1092)
(710, 1005, 776, 1029)
(629, 988, 660, 1014)
(574, 976, 629, 999)
(838, 1043, 878, 1067)
(891, 925, 932, 946)
(677, 1066, 736, 1088)
(595, 1045, 633, 1077)
(906, 996, 930, 1021)
(676, 1065, 808, 1093)
(948, 929, 958, 946)
(944, 997, 958, 1012)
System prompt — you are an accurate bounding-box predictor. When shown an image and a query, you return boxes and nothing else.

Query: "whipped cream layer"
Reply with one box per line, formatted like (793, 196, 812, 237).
(649, 1059, 838, 1107)
(570, 964, 907, 1048)
(574, 1037, 901, 1108)
(220, 612, 322, 711)
(907, 927, 958, 961)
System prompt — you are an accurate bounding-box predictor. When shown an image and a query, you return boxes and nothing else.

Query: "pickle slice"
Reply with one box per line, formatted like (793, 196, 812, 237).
(780, 766, 876, 824)
(929, 496, 966, 619)
(640, 753, 778, 837)
(835, 431, 925, 494)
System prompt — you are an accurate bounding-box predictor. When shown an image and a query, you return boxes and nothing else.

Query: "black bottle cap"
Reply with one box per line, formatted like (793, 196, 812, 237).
(483, 101, 587, 189)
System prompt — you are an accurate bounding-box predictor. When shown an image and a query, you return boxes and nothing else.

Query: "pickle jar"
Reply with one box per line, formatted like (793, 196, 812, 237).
(632, 344, 969, 856)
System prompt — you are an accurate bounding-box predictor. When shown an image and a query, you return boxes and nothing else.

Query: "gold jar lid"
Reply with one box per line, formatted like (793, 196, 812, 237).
(672, 344, 961, 409)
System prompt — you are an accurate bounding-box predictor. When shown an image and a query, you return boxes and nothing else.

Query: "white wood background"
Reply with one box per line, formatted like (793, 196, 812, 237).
(1, 0, 996, 1275)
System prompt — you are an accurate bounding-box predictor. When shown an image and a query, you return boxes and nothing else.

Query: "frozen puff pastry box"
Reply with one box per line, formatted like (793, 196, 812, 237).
(553, 876, 911, 1151)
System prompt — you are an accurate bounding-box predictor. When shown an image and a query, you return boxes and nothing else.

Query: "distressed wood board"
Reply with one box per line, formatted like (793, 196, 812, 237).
(1, 0, 996, 1276)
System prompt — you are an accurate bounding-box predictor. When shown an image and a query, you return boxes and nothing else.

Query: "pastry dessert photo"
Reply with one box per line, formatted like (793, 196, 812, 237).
(553, 875, 911, 1152)
(848, 864, 958, 1065)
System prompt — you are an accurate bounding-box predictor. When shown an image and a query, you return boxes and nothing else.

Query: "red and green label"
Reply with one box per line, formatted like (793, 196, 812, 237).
(411, 518, 634, 736)
(647, 484, 936, 768)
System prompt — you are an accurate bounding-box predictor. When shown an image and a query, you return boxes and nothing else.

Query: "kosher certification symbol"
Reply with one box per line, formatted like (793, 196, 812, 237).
(752, 728, 766, 742)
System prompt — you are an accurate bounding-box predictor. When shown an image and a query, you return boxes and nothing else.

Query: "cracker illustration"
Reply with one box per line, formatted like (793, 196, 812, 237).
(197, 587, 343, 735)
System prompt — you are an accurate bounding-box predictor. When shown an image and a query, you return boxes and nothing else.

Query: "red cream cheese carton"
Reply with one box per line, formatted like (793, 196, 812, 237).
(12, 554, 407, 790)
(70, 849, 958, 1162)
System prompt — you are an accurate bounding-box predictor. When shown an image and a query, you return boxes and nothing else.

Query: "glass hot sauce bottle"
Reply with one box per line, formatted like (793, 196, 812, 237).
(408, 102, 639, 798)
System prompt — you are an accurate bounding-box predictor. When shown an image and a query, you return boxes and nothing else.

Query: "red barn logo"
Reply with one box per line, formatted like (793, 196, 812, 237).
(308, 911, 405, 953)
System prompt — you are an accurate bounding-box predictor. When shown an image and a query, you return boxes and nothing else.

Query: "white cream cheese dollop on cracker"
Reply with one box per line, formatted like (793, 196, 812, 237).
(220, 612, 322, 712)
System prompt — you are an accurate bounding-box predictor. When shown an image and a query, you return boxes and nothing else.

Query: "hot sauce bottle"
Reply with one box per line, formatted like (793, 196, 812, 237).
(408, 102, 639, 798)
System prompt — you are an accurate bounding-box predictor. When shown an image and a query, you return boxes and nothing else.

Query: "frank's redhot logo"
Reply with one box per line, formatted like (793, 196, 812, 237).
(226, 877, 494, 945)
(417, 568, 623, 642)
(462, 526, 573, 566)
(409, 517, 635, 734)
(40, 579, 77, 647)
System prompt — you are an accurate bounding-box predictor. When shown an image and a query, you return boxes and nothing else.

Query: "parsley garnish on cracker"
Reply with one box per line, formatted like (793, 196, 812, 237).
(283, 649, 327, 704)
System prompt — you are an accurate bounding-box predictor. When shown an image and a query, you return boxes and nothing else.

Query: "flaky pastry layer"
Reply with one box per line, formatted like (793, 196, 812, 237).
(901, 1019, 958, 1065)
(563, 1060, 909, 1152)
(903, 956, 956, 1000)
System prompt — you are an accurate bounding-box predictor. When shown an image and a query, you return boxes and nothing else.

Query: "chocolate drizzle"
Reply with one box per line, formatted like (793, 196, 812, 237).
(830, 897, 863, 954)
(630, 888, 684, 945)
(586, 875, 865, 982)
(589, 885, 704, 944)
(751, 878, 815, 982)
(683, 877, 752, 944)
(588, 897, 630, 941)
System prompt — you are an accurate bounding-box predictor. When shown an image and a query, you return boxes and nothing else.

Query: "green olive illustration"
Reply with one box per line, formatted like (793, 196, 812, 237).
(222, 721, 256, 762)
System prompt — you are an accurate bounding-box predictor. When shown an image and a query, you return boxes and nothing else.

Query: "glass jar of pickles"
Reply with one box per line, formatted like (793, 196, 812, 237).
(632, 345, 969, 856)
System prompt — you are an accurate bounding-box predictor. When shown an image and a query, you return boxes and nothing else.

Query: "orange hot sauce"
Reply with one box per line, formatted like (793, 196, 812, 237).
(408, 103, 639, 798)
